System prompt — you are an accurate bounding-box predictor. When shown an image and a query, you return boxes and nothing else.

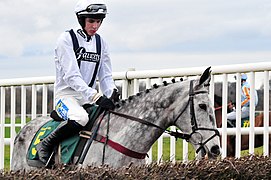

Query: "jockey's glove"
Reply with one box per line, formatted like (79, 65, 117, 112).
(110, 88, 120, 103)
(96, 95, 115, 110)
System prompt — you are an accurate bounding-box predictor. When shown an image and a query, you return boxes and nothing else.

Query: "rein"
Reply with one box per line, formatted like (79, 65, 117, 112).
(214, 103, 232, 111)
(108, 110, 191, 140)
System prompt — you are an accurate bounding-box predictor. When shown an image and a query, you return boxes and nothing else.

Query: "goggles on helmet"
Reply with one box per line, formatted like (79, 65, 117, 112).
(77, 4, 107, 16)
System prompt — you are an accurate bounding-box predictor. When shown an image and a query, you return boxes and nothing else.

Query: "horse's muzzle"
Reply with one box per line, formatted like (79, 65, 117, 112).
(208, 145, 221, 158)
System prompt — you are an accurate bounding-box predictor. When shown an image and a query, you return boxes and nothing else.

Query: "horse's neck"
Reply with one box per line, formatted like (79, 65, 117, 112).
(118, 86, 173, 124)
(99, 109, 164, 153)
(98, 82, 189, 152)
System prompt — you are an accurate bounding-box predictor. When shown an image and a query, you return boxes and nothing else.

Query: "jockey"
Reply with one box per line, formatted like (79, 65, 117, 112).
(36, 0, 118, 165)
(227, 73, 258, 122)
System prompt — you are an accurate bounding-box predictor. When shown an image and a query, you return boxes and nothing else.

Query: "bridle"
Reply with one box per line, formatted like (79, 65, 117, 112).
(109, 80, 220, 155)
(172, 80, 220, 154)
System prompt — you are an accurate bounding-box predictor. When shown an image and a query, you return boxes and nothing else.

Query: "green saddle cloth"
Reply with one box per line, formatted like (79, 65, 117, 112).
(27, 105, 102, 166)
(27, 120, 80, 165)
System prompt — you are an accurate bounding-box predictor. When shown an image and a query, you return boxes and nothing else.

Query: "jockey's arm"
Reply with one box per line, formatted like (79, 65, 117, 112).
(241, 86, 250, 107)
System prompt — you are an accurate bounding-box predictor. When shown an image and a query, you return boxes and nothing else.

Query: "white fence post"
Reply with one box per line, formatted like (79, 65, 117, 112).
(31, 84, 37, 119)
(42, 84, 48, 116)
(249, 72, 256, 155)
(21, 85, 26, 128)
(264, 71, 270, 156)
(235, 73, 241, 158)
(0, 87, 5, 170)
(10, 86, 16, 166)
(222, 74, 228, 158)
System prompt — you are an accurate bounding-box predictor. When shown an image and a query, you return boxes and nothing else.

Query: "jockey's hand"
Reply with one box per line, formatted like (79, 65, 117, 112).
(96, 96, 115, 110)
(110, 88, 120, 103)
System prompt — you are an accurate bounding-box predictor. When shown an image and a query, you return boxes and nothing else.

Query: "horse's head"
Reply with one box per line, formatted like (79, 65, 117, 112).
(172, 67, 221, 159)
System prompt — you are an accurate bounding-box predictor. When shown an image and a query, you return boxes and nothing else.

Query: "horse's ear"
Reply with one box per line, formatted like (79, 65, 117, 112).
(199, 66, 211, 86)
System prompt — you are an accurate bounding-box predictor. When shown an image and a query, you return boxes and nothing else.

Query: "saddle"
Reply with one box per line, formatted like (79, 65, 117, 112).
(26, 104, 103, 167)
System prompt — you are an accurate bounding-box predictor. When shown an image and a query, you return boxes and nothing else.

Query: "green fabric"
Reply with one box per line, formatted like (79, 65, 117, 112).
(27, 120, 61, 160)
(60, 135, 80, 164)
(89, 105, 101, 121)
(27, 120, 80, 164)
(27, 105, 101, 164)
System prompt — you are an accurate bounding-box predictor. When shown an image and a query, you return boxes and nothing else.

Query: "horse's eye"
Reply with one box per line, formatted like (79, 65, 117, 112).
(199, 104, 207, 111)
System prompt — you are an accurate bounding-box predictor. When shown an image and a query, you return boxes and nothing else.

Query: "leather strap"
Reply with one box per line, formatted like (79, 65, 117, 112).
(95, 134, 147, 159)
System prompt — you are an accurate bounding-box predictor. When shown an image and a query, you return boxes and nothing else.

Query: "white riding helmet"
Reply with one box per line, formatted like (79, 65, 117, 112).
(75, 0, 107, 27)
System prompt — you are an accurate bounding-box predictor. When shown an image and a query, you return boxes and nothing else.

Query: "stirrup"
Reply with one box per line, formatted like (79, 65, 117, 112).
(45, 151, 56, 168)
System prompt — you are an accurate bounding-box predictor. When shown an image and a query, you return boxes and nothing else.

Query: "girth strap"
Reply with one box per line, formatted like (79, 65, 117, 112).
(95, 134, 147, 159)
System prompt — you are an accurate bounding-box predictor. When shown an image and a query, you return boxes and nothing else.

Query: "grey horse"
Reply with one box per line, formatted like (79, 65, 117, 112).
(11, 67, 221, 171)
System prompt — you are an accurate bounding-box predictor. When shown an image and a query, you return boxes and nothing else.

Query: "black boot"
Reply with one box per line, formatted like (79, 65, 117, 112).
(36, 120, 82, 164)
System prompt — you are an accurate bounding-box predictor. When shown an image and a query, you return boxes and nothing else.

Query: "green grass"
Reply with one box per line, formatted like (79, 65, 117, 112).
(152, 138, 195, 162)
(4, 117, 31, 138)
(241, 146, 263, 156)
(4, 146, 10, 171)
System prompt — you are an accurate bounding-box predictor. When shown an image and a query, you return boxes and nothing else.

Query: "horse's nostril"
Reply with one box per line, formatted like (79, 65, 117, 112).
(211, 145, 221, 155)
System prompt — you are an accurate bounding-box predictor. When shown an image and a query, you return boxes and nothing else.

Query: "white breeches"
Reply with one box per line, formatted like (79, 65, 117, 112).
(55, 93, 90, 126)
(227, 106, 250, 120)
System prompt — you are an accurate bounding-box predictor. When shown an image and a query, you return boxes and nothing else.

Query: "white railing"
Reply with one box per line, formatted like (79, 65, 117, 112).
(0, 62, 270, 170)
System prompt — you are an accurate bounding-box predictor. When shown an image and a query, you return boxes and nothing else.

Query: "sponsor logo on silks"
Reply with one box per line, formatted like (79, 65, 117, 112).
(56, 99, 69, 121)
(75, 47, 100, 63)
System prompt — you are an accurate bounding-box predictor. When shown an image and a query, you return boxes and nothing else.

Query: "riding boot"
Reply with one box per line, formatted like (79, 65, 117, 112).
(36, 120, 82, 164)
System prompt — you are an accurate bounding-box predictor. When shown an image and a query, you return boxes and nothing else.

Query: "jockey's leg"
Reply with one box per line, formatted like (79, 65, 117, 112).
(241, 106, 250, 119)
(227, 110, 236, 120)
(37, 95, 89, 165)
(36, 120, 83, 164)
(227, 110, 236, 127)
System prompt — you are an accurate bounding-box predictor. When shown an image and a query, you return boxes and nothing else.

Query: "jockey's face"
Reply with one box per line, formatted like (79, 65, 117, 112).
(84, 18, 102, 36)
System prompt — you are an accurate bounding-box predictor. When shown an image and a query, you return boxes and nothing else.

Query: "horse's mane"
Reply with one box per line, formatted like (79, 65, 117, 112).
(115, 78, 185, 109)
